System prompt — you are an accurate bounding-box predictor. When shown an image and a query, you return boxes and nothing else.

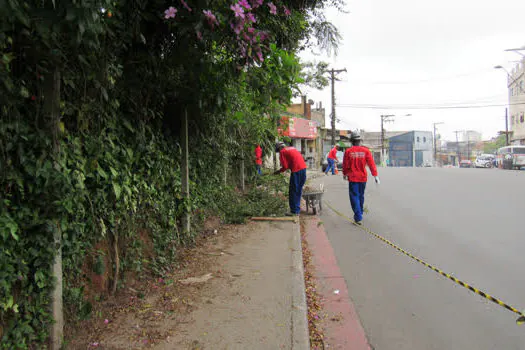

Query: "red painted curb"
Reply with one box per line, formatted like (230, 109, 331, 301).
(303, 217, 371, 350)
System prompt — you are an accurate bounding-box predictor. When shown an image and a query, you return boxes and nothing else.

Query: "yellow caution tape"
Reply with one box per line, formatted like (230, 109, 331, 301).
(325, 201, 525, 325)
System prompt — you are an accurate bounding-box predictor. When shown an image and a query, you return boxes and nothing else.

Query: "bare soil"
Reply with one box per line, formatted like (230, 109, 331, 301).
(65, 219, 244, 349)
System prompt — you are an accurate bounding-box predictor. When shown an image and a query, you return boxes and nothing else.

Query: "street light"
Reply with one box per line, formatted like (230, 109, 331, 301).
(494, 65, 515, 146)
(504, 46, 525, 57)
(380, 113, 412, 166)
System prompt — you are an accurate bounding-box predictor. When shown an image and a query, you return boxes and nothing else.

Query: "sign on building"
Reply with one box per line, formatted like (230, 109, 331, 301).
(278, 116, 318, 139)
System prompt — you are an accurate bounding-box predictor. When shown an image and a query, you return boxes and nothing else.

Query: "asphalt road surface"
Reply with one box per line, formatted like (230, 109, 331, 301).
(315, 167, 525, 350)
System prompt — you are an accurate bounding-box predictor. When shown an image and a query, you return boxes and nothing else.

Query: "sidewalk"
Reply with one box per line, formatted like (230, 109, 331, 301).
(160, 219, 309, 349)
(67, 219, 310, 349)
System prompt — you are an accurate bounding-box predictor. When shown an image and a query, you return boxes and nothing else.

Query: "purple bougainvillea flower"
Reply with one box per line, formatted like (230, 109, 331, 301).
(238, 0, 252, 10)
(231, 3, 245, 19)
(180, 0, 192, 12)
(267, 2, 277, 15)
(164, 6, 177, 19)
(230, 21, 243, 35)
(196, 31, 203, 40)
(258, 31, 269, 41)
(251, 0, 264, 8)
(246, 12, 256, 23)
(203, 10, 219, 28)
(284, 6, 291, 16)
(256, 48, 264, 62)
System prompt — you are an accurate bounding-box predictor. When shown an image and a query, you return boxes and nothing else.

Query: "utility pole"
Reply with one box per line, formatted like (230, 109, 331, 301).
(327, 68, 347, 147)
(433, 122, 443, 166)
(381, 115, 395, 166)
(466, 132, 470, 161)
(454, 130, 462, 166)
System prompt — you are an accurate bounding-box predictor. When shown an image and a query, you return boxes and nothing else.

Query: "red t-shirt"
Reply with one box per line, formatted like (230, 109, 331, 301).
(328, 147, 339, 160)
(255, 146, 263, 165)
(279, 147, 307, 173)
(342, 146, 378, 182)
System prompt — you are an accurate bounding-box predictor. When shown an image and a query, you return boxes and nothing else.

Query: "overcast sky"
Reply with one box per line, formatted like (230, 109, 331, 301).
(298, 0, 525, 141)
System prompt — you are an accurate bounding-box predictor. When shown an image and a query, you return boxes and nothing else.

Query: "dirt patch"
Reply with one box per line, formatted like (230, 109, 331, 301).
(65, 223, 244, 349)
(300, 219, 326, 349)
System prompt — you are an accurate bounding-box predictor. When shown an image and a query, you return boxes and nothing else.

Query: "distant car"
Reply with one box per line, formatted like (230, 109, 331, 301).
(475, 155, 494, 168)
(459, 160, 473, 168)
(321, 150, 344, 172)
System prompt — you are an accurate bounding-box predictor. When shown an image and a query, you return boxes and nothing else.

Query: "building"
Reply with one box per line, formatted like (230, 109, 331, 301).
(276, 96, 323, 169)
(360, 131, 409, 166)
(388, 131, 433, 167)
(462, 130, 482, 143)
(508, 58, 525, 145)
(319, 129, 408, 166)
(311, 102, 326, 128)
(438, 139, 484, 165)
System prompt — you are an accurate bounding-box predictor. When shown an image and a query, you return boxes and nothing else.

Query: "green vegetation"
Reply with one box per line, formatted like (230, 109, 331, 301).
(0, 0, 343, 346)
(483, 134, 506, 154)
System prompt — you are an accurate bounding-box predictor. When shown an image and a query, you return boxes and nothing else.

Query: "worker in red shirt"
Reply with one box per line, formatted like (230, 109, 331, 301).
(274, 142, 307, 216)
(255, 145, 263, 175)
(325, 145, 340, 175)
(342, 132, 380, 225)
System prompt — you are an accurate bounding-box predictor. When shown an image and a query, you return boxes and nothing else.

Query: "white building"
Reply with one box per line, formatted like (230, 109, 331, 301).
(462, 130, 482, 143)
(508, 58, 525, 145)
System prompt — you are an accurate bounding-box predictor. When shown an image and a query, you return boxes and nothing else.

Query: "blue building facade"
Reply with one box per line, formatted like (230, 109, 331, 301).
(388, 131, 433, 167)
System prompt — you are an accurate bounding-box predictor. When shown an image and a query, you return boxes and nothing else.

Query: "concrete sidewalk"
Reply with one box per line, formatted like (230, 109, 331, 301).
(158, 220, 310, 350)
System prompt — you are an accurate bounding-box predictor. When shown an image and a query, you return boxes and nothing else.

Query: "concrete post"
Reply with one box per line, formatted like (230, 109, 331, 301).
(240, 157, 245, 192)
(44, 68, 63, 350)
(181, 109, 190, 234)
(224, 160, 228, 186)
(51, 224, 63, 350)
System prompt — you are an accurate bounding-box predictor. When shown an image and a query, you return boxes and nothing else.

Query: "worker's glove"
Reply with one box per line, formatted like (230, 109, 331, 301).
(374, 176, 380, 184)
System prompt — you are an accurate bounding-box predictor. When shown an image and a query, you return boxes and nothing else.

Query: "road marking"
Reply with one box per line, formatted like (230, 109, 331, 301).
(325, 201, 525, 325)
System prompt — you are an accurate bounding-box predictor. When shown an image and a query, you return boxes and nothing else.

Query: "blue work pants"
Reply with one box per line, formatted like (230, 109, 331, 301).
(349, 182, 367, 222)
(289, 169, 307, 214)
(325, 158, 336, 174)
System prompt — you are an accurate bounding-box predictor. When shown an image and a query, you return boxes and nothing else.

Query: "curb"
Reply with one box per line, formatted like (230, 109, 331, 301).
(291, 220, 310, 350)
(304, 217, 371, 350)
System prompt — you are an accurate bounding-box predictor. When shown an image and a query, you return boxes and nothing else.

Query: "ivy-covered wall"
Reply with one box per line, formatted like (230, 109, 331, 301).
(0, 0, 341, 346)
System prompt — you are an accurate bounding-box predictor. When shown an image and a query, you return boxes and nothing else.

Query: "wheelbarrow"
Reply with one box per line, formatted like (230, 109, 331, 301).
(302, 184, 324, 215)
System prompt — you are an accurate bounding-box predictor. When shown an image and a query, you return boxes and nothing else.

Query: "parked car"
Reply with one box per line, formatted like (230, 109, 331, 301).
(459, 160, 473, 168)
(321, 150, 344, 172)
(475, 154, 494, 168)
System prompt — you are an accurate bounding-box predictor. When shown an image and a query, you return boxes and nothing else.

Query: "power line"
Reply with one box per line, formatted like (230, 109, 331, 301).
(337, 102, 525, 110)
(336, 94, 508, 106)
(337, 68, 496, 86)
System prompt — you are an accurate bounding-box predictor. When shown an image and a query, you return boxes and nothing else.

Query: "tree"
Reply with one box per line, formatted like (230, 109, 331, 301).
(484, 135, 506, 154)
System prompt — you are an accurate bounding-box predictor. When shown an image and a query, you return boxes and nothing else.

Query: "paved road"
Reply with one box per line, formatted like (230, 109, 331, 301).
(315, 168, 525, 350)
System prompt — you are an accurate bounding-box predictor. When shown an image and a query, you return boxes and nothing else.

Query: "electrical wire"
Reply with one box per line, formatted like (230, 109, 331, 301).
(337, 102, 525, 110)
(337, 68, 497, 85)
